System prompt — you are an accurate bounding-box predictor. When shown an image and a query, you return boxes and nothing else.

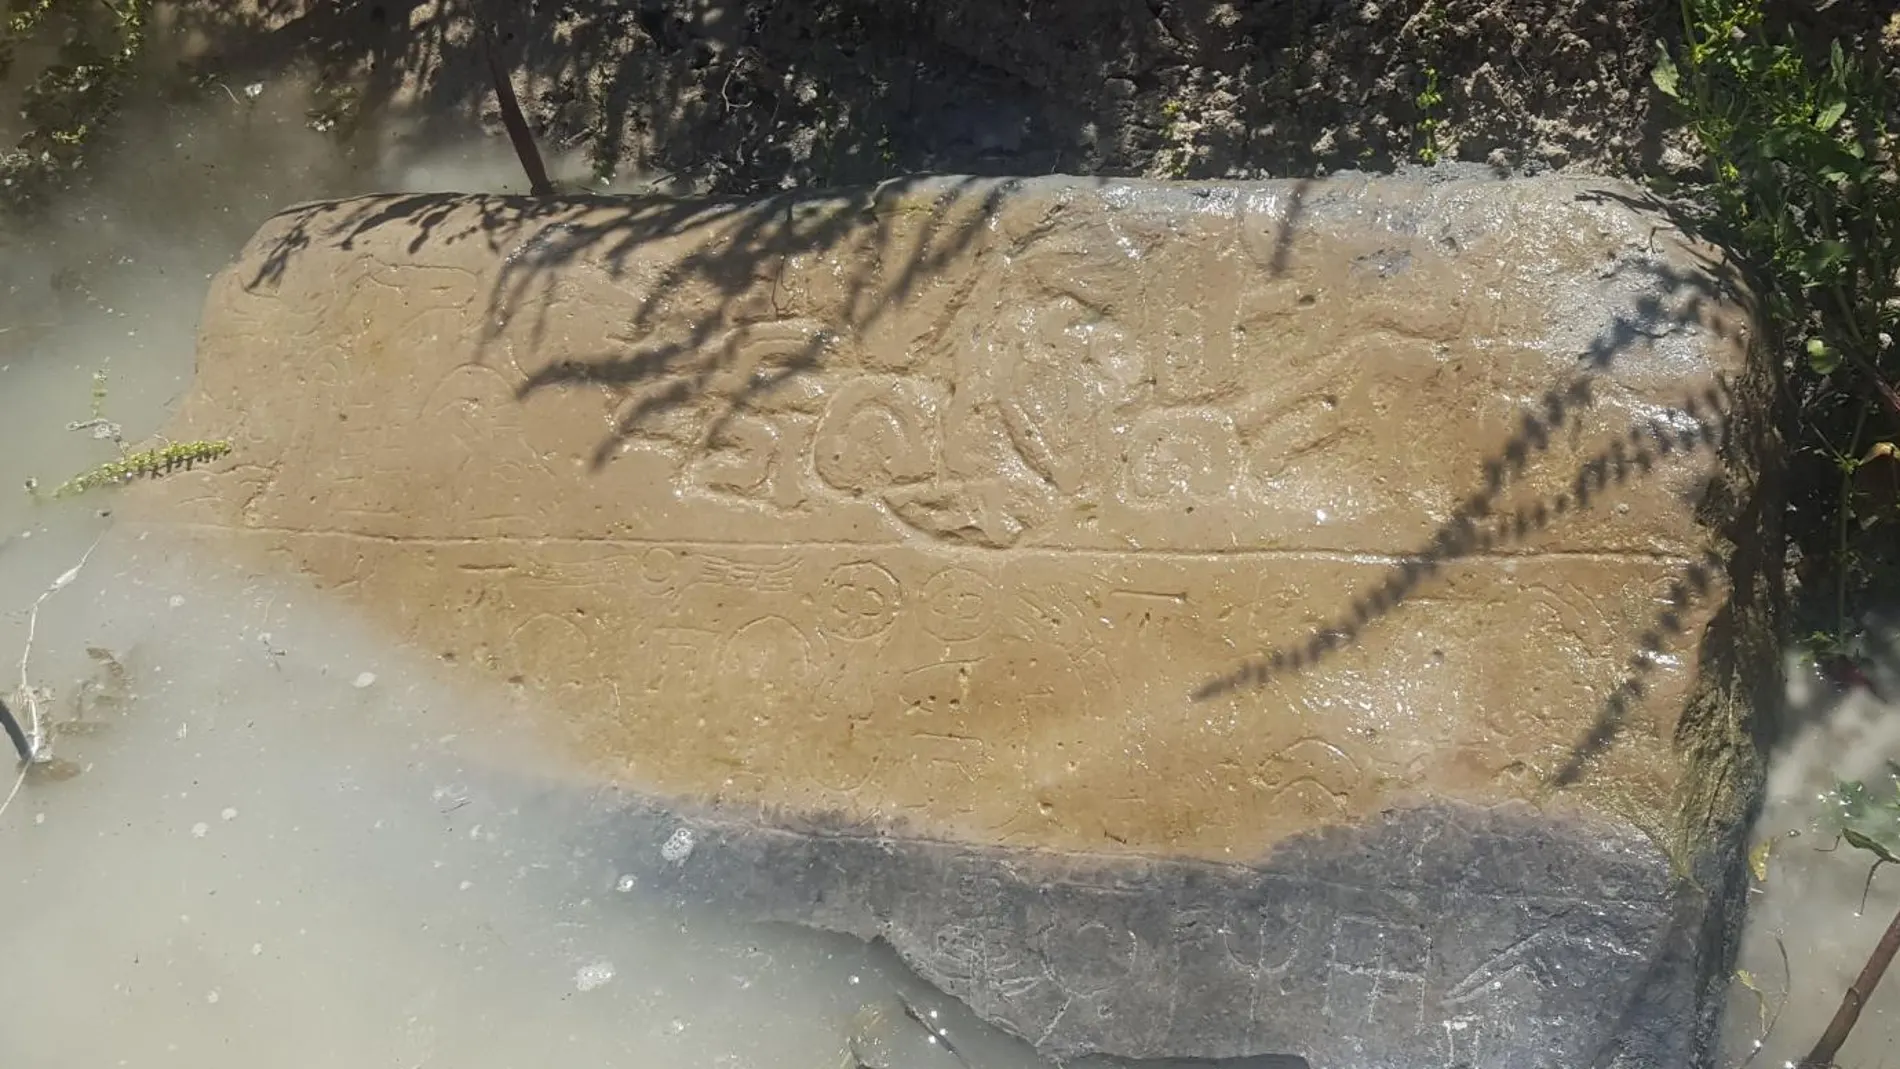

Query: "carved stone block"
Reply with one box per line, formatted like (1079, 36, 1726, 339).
(128, 173, 1775, 1068)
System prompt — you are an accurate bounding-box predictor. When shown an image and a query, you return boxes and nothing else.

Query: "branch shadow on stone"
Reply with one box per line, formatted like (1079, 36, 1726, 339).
(242, 173, 1039, 471)
(492, 175, 1026, 468)
(1194, 257, 1735, 699)
(1189, 247, 1769, 787)
(1197, 376, 1737, 782)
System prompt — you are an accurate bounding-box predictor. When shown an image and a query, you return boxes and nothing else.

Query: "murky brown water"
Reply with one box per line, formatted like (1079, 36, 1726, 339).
(0, 70, 1040, 1069)
(1720, 629, 1900, 1069)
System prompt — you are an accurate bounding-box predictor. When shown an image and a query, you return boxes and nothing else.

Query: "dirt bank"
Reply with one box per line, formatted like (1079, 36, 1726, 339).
(129, 0, 1888, 200)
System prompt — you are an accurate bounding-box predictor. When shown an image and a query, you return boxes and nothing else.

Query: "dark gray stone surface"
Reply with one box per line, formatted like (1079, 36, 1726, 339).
(570, 796, 1741, 1069)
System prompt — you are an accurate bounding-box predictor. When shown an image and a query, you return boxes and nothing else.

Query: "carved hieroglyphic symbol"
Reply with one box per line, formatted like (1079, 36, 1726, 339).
(504, 611, 590, 691)
(410, 362, 560, 524)
(690, 412, 779, 497)
(820, 561, 902, 641)
(645, 627, 718, 702)
(1040, 918, 1136, 999)
(1322, 914, 1430, 1031)
(721, 615, 817, 702)
(1229, 897, 1307, 991)
(1437, 921, 1636, 1067)
(1231, 333, 1377, 485)
(919, 568, 997, 643)
(698, 555, 800, 594)
(997, 298, 1137, 495)
(1264, 738, 1359, 820)
(812, 377, 943, 495)
(702, 318, 836, 407)
(1125, 408, 1244, 502)
(637, 547, 683, 600)
(1145, 244, 1245, 405)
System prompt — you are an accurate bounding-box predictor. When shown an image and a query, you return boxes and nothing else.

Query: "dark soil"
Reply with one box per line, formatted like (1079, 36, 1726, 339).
(19, 0, 1886, 199)
(153, 0, 1695, 193)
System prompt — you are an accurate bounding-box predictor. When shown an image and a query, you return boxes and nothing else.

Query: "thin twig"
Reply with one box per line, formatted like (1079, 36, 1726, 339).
(0, 697, 27, 763)
(0, 533, 104, 825)
(1800, 897, 1900, 1068)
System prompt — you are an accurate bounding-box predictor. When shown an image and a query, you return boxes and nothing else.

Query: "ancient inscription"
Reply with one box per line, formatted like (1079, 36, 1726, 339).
(821, 561, 904, 641)
(143, 177, 1757, 1069)
(151, 175, 1747, 868)
(814, 377, 944, 494)
(1322, 914, 1431, 1031)
(919, 568, 996, 644)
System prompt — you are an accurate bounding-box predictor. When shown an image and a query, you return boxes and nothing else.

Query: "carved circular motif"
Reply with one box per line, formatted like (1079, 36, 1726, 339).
(820, 561, 903, 641)
(919, 567, 996, 644)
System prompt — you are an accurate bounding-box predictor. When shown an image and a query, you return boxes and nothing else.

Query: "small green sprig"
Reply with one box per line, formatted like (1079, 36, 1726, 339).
(50, 439, 232, 499)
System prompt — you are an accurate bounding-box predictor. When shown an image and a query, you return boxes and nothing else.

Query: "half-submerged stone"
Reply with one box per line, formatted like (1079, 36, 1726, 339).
(126, 173, 1778, 1068)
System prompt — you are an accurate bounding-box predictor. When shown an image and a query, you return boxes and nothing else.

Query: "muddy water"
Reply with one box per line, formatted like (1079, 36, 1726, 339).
(1719, 626, 1900, 1069)
(0, 78, 1039, 1069)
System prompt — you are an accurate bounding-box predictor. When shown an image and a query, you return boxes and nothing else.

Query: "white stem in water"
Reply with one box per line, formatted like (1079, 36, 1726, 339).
(0, 533, 105, 823)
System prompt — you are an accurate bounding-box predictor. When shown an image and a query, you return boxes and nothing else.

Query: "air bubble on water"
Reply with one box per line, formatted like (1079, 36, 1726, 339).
(615, 874, 637, 892)
(205, 990, 220, 1004)
(168, 594, 185, 608)
(574, 961, 616, 992)
(221, 807, 237, 821)
(353, 671, 376, 689)
(660, 827, 696, 863)
(191, 822, 208, 838)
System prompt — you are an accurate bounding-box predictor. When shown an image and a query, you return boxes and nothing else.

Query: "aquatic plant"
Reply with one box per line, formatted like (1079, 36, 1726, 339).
(50, 439, 232, 499)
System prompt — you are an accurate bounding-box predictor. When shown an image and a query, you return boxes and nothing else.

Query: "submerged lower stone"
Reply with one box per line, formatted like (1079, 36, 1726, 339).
(576, 791, 1712, 1068)
(126, 171, 1775, 1067)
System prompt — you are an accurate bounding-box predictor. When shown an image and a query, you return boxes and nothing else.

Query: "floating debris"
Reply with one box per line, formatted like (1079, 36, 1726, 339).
(660, 826, 696, 863)
(574, 961, 616, 992)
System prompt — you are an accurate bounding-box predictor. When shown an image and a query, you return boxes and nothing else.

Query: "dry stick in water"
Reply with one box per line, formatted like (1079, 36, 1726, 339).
(0, 697, 28, 764)
(0, 534, 103, 822)
(479, 14, 553, 196)
(1800, 899, 1900, 1068)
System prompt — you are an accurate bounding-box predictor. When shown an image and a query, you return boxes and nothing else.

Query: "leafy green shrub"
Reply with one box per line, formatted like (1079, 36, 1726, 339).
(1653, 7, 1900, 1063)
(0, 0, 152, 210)
(1653, 0, 1898, 651)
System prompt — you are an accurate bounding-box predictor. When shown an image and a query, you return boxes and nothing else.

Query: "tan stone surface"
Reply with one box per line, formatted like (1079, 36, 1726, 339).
(129, 175, 1753, 861)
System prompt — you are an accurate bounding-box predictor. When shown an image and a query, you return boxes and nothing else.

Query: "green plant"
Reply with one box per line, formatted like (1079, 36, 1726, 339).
(1415, 65, 1444, 164)
(1652, 0, 1899, 655)
(1155, 95, 1202, 179)
(48, 439, 232, 499)
(23, 368, 231, 500)
(0, 0, 153, 209)
(1409, 1, 1450, 165)
(1653, 9, 1900, 1063)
